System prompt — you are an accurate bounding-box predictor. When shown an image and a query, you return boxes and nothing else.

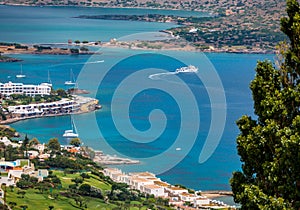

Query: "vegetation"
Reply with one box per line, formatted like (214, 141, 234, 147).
(70, 48, 79, 54)
(231, 0, 300, 209)
(0, 136, 173, 209)
(0, 88, 70, 107)
(70, 137, 81, 147)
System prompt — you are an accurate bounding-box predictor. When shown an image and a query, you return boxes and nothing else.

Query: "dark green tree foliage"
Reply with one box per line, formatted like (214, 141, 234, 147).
(70, 138, 81, 147)
(47, 138, 61, 151)
(230, 0, 300, 209)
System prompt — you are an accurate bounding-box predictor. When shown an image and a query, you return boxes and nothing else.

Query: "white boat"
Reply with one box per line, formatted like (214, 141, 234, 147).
(176, 147, 182, 151)
(42, 70, 52, 87)
(16, 64, 26, 78)
(63, 116, 78, 138)
(63, 129, 78, 138)
(175, 65, 198, 73)
(64, 69, 76, 86)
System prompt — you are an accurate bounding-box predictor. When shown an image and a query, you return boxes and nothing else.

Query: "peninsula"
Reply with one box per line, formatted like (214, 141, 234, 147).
(0, 0, 288, 53)
(0, 83, 101, 124)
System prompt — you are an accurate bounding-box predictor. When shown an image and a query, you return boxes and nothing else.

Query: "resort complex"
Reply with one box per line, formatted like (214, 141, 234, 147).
(0, 82, 51, 96)
(103, 168, 235, 209)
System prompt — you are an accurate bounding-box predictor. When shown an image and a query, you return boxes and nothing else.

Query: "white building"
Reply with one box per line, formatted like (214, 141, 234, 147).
(166, 186, 188, 195)
(193, 197, 210, 207)
(141, 184, 166, 197)
(129, 177, 154, 191)
(0, 82, 51, 96)
(0, 136, 20, 148)
(179, 192, 198, 202)
(8, 98, 79, 117)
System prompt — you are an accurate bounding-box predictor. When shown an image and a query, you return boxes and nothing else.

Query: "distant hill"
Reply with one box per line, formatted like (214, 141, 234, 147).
(0, 0, 286, 15)
(0, 0, 288, 52)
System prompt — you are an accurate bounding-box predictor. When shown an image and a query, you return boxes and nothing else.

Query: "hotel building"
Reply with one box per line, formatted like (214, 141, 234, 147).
(0, 82, 51, 96)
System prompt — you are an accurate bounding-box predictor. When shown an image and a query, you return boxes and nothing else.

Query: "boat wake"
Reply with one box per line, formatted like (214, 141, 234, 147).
(86, 60, 105, 64)
(148, 72, 178, 80)
(148, 65, 198, 80)
(50, 60, 104, 68)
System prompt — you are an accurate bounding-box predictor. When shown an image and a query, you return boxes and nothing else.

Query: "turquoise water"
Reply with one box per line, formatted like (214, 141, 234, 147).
(0, 5, 275, 193)
(5, 51, 274, 192)
(0, 5, 209, 43)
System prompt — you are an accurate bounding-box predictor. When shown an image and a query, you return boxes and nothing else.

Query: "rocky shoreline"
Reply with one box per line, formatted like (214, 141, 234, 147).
(93, 150, 140, 165)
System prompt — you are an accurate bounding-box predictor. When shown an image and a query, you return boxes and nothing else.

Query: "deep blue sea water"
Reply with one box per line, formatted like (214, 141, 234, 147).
(0, 5, 275, 195)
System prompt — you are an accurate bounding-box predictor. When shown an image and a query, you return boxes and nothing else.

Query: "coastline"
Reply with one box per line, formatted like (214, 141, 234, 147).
(0, 39, 276, 58)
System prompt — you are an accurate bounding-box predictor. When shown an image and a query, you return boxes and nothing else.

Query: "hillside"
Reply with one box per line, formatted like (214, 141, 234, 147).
(0, 0, 288, 52)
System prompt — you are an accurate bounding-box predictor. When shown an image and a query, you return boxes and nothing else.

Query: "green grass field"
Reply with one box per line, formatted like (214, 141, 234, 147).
(4, 170, 118, 210)
(4, 170, 157, 210)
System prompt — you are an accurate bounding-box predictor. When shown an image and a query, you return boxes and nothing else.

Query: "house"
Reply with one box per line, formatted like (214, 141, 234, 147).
(32, 169, 49, 182)
(103, 168, 122, 178)
(166, 186, 188, 195)
(141, 184, 166, 197)
(8, 170, 23, 182)
(129, 171, 156, 179)
(32, 143, 45, 153)
(193, 197, 210, 207)
(129, 177, 154, 191)
(179, 192, 198, 202)
(0, 136, 20, 148)
(0, 177, 15, 186)
(26, 150, 39, 159)
(0, 159, 21, 171)
(38, 153, 50, 161)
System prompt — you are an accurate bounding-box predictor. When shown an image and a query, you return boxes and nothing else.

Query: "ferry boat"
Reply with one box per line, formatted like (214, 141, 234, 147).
(176, 65, 198, 73)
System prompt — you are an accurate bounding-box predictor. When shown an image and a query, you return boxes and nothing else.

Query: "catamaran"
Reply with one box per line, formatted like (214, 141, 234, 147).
(63, 116, 78, 138)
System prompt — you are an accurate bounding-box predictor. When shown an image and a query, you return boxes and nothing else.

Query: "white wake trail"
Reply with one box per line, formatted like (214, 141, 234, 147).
(148, 72, 178, 80)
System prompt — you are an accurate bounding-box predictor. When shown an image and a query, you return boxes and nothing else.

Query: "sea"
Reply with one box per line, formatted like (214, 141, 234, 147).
(0, 5, 275, 203)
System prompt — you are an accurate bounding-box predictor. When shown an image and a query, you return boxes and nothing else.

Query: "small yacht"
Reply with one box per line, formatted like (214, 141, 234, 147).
(176, 65, 198, 73)
(16, 64, 26, 78)
(65, 69, 76, 86)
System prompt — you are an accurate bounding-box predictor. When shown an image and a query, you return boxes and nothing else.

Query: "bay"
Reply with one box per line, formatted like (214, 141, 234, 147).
(0, 5, 275, 194)
(0, 5, 208, 43)
(6, 51, 274, 192)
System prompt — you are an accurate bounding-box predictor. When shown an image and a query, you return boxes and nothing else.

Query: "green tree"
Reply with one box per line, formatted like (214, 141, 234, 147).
(8, 202, 17, 209)
(70, 138, 81, 147)
(79, 183, 91, 195)
(22, 134, 29, 157)
(72, 177, 83, 186)
(230, 0, 300, 209)
(47, 138, 61, 151)
(56, 88, 67, 98)
(29, 138, 40, 147)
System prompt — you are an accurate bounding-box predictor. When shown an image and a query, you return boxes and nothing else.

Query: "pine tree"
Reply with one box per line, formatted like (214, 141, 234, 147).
(230, 0, 300, 209)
